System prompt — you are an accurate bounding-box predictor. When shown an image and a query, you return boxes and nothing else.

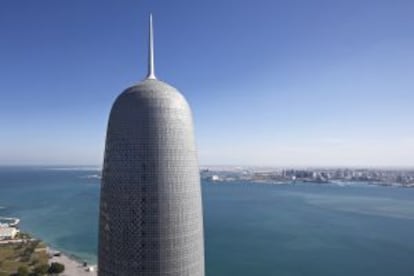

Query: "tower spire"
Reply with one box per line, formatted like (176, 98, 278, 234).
(146, 13, 156, 79)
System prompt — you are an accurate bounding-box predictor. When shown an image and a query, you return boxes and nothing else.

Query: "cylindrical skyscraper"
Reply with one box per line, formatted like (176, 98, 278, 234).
(98, 15, 204, 276)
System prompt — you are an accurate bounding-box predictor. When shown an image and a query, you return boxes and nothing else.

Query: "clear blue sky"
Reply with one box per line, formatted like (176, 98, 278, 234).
(1, 0, 413, 167)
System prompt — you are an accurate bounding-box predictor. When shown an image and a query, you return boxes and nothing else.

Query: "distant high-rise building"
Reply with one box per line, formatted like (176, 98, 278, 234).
(98, 15, 204, 276)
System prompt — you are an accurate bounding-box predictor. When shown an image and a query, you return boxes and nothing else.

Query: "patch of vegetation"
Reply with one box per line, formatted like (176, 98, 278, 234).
(16, 266, 29, 276)
(14, 233, 31, 240)
(0, 240, 49, 276)
(33, 264, 49, 275)
(48, 262, 64, 274)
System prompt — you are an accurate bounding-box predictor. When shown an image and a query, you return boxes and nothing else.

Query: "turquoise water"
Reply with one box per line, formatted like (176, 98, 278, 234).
(1, 167, 414, 275)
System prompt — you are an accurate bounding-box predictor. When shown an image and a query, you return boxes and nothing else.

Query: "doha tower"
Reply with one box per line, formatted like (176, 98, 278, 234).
(98, 15, 205, 276)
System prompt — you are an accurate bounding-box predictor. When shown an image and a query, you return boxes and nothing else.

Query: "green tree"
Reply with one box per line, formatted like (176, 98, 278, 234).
(48, 262, 65, 274)
(16, 266, 29, 276)
(33, 264, 49, 275)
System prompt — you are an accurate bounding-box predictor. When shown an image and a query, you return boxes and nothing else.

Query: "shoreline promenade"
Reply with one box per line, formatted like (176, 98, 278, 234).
(48, 251, 97, 276)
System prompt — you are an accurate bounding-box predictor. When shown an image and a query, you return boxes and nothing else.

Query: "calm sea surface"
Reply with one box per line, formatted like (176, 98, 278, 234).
(1, 167, 414, 275)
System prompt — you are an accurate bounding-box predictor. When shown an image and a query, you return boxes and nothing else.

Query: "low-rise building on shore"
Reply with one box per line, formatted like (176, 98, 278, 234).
(0, 227, 18, 240)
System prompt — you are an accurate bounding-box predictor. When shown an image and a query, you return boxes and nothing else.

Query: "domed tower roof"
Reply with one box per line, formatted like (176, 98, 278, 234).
(110, 13, 192, 128)
(113, 13, 189, 112)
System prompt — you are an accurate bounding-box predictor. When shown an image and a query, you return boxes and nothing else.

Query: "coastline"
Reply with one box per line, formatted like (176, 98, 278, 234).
(0, 231, 97, 275)
(23, 230, 98, 275)
(47, 247, 97, 276)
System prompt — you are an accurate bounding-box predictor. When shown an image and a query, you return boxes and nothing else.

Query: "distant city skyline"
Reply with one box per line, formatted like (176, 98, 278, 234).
(1, 0, 414, 167)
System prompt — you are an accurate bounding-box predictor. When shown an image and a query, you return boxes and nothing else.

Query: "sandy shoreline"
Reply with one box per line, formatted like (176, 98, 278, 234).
(47, 248, 97, 276)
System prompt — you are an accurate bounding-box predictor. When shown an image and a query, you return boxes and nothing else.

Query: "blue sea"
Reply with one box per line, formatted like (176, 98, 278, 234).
(1, 167, 414, 275)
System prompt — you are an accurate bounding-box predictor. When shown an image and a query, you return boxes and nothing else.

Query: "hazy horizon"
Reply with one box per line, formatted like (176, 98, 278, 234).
(0, 164, 413, 170)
